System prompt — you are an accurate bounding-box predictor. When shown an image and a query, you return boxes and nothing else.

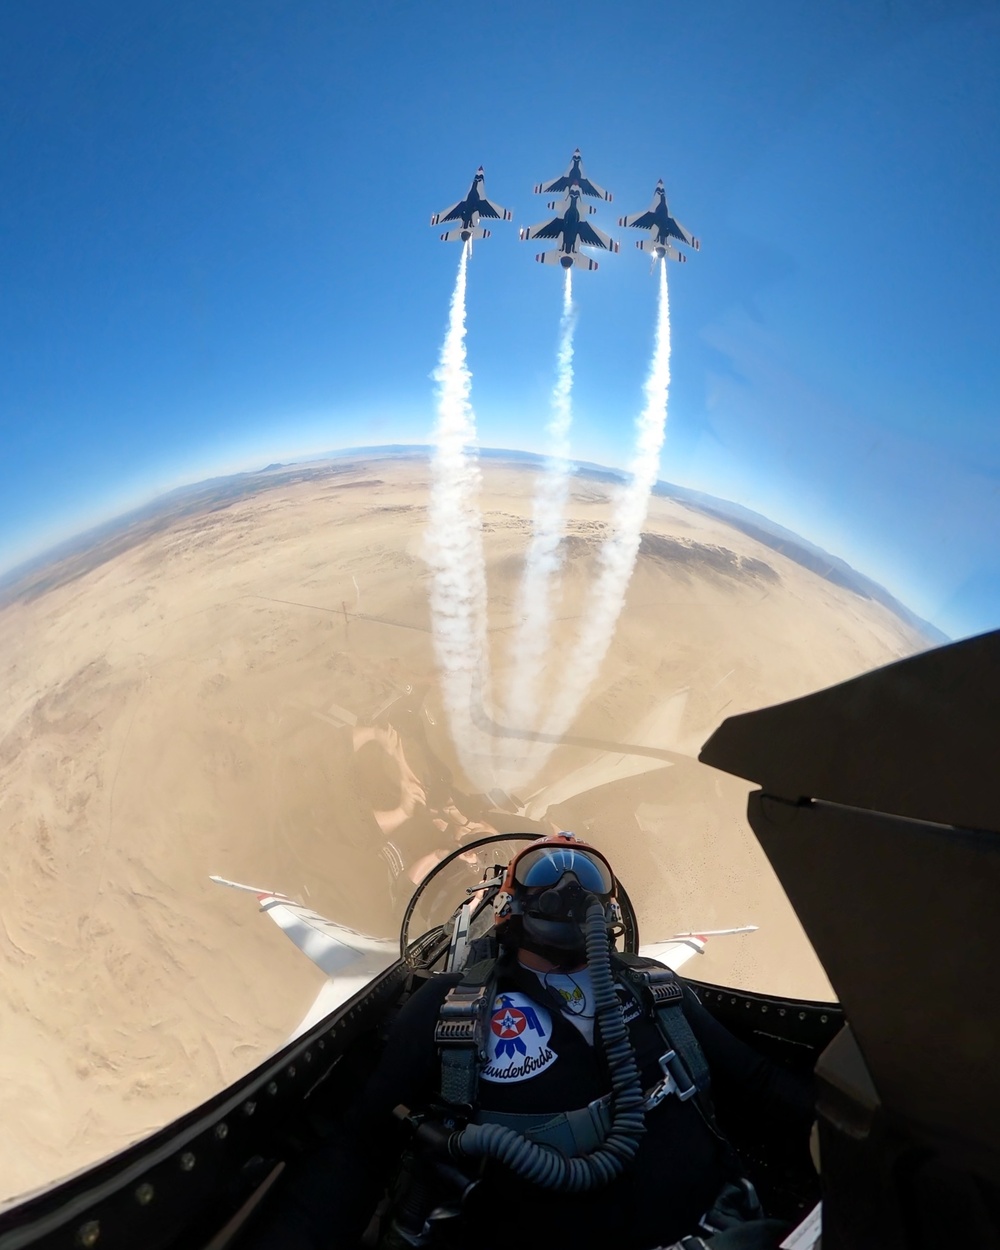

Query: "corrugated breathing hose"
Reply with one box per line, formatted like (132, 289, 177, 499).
(446, 895, 647, 1190)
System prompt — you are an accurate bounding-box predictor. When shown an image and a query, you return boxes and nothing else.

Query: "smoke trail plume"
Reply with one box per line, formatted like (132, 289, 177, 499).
(538, 257, 672, 751)
(501, 269, 577, 747)
(425, 242, 493, 783)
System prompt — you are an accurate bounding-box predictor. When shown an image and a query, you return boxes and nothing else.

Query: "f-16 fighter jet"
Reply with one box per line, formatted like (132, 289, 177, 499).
(430, 166, 513, 245)
(520, 185, 619, 271)
(618, 179, 700, 262)
(533, 147, 613, 202)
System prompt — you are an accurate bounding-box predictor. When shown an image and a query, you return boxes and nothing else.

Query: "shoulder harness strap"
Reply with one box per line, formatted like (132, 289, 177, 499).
(434, 957, 498, 1109)
(614, 953, 711, 1100)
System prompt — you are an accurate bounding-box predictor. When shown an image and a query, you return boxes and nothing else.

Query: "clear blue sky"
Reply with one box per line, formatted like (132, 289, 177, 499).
(2, 0, 999, 638)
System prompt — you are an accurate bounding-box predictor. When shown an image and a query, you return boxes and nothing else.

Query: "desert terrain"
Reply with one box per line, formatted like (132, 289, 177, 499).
(0, 454, 933, 1199)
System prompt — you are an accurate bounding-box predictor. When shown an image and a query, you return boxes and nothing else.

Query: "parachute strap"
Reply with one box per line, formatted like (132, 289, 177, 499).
(614, 954, 711, 1098)
(434, 958, 498, 1109)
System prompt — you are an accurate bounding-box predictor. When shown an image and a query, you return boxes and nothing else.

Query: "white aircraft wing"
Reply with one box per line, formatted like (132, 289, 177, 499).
(618, 207, 659, 230)
(210, 875, 397, 978)
(430, 202, 465, 227)
(575, 173, 611, 202)
(639, 925, 758, 972)
(476, 196, 513, 222)
(576, 221, 618, 252)
(534, 150, 613, 202)
(520, 217, 566, 242)
(667, 215, 700, 249)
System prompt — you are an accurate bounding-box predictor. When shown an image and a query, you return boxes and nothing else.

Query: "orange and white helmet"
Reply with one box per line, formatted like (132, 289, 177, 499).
(493, 832, 619, 944)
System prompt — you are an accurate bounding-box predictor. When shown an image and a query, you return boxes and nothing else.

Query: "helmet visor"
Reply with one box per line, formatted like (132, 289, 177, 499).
(513, 846, 614, 897)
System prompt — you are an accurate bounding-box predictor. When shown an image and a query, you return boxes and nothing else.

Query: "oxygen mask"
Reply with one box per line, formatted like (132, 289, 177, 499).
(496, 835, 618, 962)
(522, 873, 600, 956)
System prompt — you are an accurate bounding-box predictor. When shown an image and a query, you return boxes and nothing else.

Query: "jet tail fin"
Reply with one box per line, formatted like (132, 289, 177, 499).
(439, 226, 492, 243)
(535, 250, 599, 271)
(638, 239, 686, 262)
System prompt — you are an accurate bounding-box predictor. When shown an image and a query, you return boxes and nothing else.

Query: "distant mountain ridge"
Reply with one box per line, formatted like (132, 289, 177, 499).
(0, 445, 948, 644)
(474, 447, 949, 645)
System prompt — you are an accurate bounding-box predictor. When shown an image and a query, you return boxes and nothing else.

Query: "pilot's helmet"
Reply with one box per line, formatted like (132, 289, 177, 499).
(493, 832, 620, 954)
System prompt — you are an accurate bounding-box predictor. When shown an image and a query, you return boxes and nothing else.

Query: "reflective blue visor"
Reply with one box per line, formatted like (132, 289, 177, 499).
(513, 846, 614, 896)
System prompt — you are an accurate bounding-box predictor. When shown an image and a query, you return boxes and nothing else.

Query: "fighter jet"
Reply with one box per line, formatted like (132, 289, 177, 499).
(3, 636, 996, 1250)
(520, 185, 620, 271)
(534, 147, 613, 202)
(430, 166, 513, 245)
(618, 179, 700, 263)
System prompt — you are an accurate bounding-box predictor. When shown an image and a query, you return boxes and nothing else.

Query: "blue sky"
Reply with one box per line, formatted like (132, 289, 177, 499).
(2, 0, 999, 637)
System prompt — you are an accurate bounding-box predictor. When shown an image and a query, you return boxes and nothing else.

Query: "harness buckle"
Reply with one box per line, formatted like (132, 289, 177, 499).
(645, 969, 684, 1007)
(644, 1049, 698, 1109)
(434, 985, 489, 1055)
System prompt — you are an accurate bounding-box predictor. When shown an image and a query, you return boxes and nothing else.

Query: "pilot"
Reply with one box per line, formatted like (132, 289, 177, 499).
(248, 834, 813, 1250)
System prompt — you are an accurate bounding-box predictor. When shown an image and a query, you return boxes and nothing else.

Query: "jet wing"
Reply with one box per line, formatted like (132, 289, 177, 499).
(534, 150, 613, 201)
(521, 217, 567, 241)
(576, 221, 618, 252)
(476, 196, 513, 222)
(664, 216, 699, 249)
(210, 876, 397, 978)
(430, 201, 466, 227)
(573, 174, 612, 201)
(538, 173, 611, 201)
(618, 209, 658, 231)
(640, 925, 758, 972)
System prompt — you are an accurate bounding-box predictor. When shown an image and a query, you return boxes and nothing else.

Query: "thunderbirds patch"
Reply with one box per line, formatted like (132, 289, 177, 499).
(481, 993, 557, 1083)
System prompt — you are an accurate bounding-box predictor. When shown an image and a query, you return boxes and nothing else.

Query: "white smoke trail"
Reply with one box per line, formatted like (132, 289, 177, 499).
(425, 243, 493, 783)
(538, 257, 672, 751)
(501, 269, 577, 749)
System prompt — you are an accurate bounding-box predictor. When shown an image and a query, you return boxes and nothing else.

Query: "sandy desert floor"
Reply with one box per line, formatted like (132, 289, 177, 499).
(0, 455, 932, 1199)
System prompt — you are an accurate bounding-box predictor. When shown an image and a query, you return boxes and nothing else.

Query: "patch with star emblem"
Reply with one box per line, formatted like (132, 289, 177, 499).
(481, 992, 558, 1083)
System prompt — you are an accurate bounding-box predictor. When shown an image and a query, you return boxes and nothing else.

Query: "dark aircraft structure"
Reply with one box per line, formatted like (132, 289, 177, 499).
(534, 148, 613, 203)
(520, 185, 620, 271)
(429, 167, 513, 246)
(2, 631, 999, 1248)
(618, 180, 701, 263)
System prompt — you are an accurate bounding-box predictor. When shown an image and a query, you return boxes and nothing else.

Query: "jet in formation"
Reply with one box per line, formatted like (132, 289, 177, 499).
(534, 147, 613, 202)
(520, 186, 620, 271)
(430, 166, 513, 246)
(618, 179, 700, 263)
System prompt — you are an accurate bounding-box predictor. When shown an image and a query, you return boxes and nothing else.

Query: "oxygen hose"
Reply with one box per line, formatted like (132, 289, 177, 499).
(446, 896, 647, 1191)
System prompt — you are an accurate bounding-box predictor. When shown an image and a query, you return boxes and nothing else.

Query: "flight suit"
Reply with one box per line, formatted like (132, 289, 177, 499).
(250, 957, 813, 1250)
